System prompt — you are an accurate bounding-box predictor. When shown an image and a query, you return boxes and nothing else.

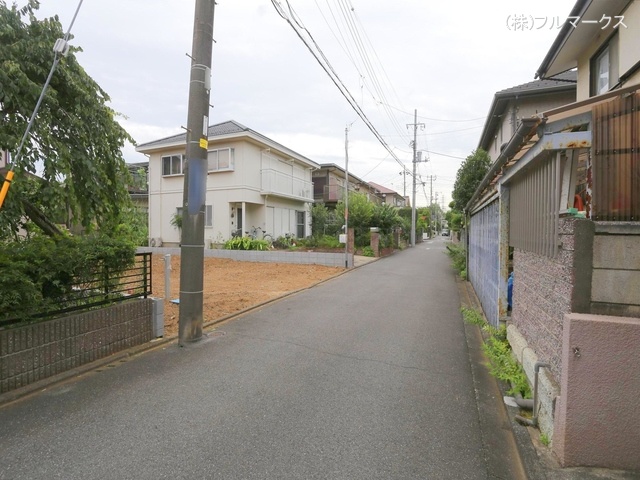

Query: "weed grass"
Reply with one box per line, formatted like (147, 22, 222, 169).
(461, 306, 532, 398)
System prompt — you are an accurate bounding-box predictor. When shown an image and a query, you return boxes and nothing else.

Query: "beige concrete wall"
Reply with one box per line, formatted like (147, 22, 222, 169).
(591, 224, 640, 317)
(553, 313, 640, 470)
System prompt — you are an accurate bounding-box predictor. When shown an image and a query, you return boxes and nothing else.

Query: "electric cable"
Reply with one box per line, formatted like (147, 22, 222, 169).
(0, 0, 85, 210)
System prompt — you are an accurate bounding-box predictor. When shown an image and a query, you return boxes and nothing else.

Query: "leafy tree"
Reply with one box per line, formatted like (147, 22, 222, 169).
(371, 203, 401, 235)
(451, 149, 491, 212)
(336, 192, 374, 246)
(0, 1, 134, 237)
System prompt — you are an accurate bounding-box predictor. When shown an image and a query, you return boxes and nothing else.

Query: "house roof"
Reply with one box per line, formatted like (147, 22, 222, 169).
(478, 71, 577, 151)
(368, 182, 401, 197)
(536, 0, 633, 79)
(316, 163, 369, 187)
(136, 120, 320, 169)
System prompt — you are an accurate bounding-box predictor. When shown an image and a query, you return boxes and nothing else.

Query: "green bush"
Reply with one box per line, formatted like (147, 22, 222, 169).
(446, 244, 466, 276)
(361, 246, 375, 257)
(0, 234, 136, 322)
(223, 237, 270, 251)
(272, 235, 296, 249)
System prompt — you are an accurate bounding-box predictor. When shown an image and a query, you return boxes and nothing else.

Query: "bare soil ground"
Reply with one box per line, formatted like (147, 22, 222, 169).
(151, 255, 344, 337)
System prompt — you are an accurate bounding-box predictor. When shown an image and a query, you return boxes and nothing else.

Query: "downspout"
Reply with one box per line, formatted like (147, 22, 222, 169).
(515, 362, 550, 427)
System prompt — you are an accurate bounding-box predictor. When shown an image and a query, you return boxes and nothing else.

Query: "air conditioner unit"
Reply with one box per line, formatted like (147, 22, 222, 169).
(150, 237, 163, 247)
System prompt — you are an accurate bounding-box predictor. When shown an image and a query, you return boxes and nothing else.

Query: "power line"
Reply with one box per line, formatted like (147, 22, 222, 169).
(378, 101, 487, 123)
(272, 0, 411, 175)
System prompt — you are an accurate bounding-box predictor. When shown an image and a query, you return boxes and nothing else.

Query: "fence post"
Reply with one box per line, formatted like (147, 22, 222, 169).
(164, 254, 171, 299)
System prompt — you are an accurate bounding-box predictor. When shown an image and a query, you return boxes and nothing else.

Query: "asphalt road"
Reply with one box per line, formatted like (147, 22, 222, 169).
(0, 237, 523, 479)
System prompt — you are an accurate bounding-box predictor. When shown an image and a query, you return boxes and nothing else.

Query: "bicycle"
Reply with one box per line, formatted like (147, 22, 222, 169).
(246, 226, 273, 245)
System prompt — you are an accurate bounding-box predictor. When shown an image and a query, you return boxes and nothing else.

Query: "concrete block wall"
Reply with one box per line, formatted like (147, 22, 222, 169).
(0, 299, 153, 394)
(139, 247, 352, 268)
(591, 222, 640, 317)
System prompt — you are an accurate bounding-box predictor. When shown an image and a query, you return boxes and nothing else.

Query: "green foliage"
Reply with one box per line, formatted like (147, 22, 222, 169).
(460, 307, 532, 399)
(105, 205, 148, 246)
(361, 246, 375, 257)
(299, 234, 341, 249)
(452, 149, 491, 212)
(0, 2, 135, 235)
(371, 203, 401, 235)
(445, 209, 464, 233)
(0, 233, 135, 322)
(540, 433, 550, 447)
(170, 212, 182, 231)
(336, 192, 374, 247)
(223, 237, 270, 251)
(446, 243, 466, 277)
(272, 235, 296, 249)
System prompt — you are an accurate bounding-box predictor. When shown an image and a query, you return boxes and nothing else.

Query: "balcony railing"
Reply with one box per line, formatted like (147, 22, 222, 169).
(261, 169, 313, 201)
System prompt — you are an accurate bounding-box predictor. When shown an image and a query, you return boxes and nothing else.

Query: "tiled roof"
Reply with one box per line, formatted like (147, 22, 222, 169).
(496, 70, 577, 97)
(368, 182, 399, 195)
(136, 120, 249, 150)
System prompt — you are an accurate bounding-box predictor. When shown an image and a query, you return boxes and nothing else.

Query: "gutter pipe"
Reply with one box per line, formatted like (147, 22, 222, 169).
(515, 362, 550, 427)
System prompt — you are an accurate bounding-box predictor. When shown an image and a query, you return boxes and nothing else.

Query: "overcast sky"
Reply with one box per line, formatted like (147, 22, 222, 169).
(34, 0, 576, 207)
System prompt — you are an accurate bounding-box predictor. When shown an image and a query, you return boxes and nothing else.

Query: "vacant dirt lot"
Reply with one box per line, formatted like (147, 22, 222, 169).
(151, 255, 344, 337)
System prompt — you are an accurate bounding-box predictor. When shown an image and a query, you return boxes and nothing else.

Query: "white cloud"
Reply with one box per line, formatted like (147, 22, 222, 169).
(32, 0, 577, 205)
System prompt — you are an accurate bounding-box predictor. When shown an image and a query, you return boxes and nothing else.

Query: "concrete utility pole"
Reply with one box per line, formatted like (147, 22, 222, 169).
(344, 124, 350, 269)
(423, 174, 436, 237)
(399, 169, 407, 197)
(407, 110, 424, 247)
(179, 0, 215, 345)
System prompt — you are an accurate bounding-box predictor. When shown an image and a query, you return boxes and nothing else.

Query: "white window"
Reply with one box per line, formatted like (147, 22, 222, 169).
(596, 48, 610, 95)
(591, 34, 619, 96)
(205, 205, 213, 227)
(162, 154, 184, 176)
(296, 210, 305, 238)
(208, 148, 234, 172)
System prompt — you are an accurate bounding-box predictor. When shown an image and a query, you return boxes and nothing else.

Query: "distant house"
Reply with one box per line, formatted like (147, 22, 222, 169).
(136, 120, 319, 247)
(367, 182, 406, 208)
(312, 164, 383, 208)
(466, 0, 639, 471)
(126, 161, 149, 214)
(478, 71, 577, 160)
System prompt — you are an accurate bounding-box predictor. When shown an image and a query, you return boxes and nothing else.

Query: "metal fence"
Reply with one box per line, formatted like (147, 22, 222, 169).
(0, 252, 152, 328)
(469, 200, 501, 327)
(509, 153, 560, 258)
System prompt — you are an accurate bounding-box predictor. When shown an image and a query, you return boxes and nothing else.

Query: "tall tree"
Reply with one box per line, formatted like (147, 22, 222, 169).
(451, 149, 491, 212)
(0, 1, 134, 236)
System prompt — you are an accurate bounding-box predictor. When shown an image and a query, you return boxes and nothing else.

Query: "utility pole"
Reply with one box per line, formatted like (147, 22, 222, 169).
(407, 109, 424, 247)
(422, 174, 436, 237)
(399, 169, 407, 197)
(179, 0, 215, 345)
(344, 124, 350, 269)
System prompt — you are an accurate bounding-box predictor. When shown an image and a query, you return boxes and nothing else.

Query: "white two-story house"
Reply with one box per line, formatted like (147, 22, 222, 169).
(136, 120, 319, 247)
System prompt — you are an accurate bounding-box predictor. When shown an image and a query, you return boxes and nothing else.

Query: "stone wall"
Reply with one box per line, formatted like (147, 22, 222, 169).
(511, 218, 578, 381)
(0, 299, 153, 395)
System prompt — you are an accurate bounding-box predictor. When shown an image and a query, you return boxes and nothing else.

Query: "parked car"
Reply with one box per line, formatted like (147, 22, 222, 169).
(442, 229, 450, 236)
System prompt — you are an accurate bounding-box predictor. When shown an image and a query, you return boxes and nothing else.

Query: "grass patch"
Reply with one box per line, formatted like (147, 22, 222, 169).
(446, 244, 466, 279)
(540, 433, 550, 447)
(461, 306, 532, 399)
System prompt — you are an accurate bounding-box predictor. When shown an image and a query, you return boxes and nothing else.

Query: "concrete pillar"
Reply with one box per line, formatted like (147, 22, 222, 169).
(370, 227, 380, 257)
